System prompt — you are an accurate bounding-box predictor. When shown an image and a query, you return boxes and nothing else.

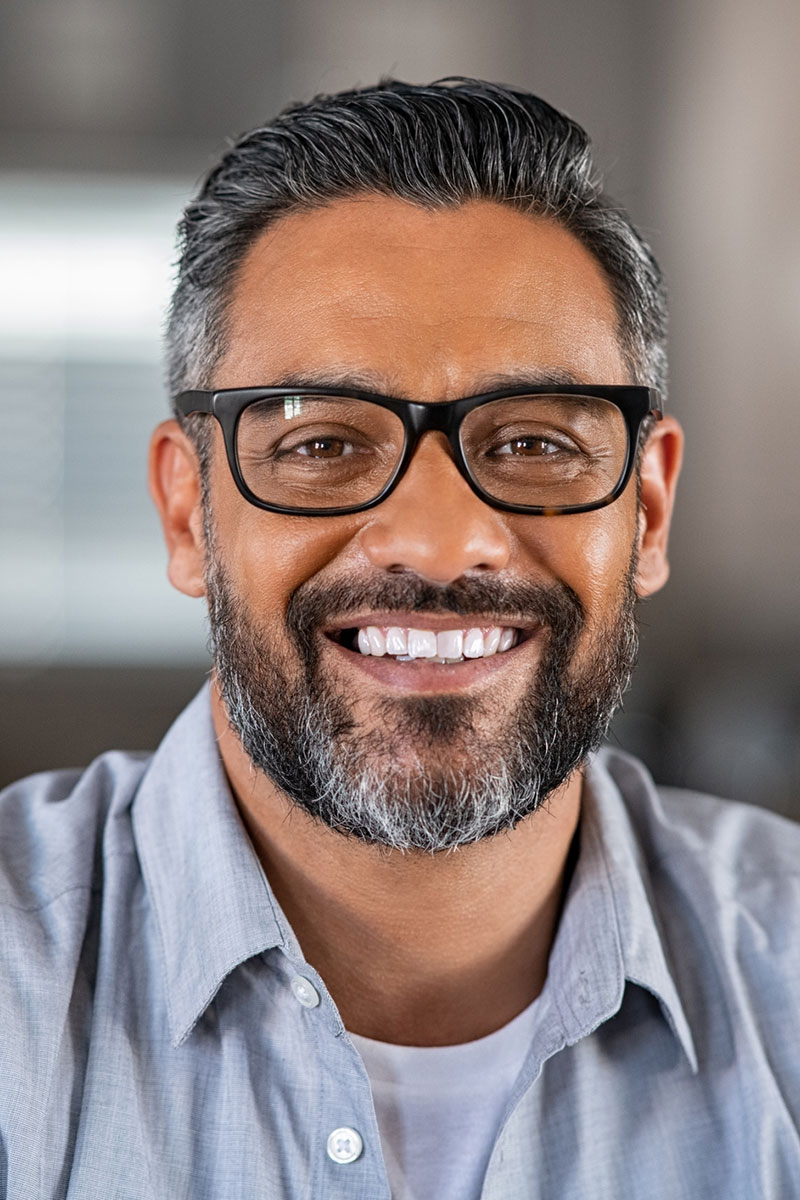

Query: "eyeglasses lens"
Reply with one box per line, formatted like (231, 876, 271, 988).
(460, 394, 628, 509)
(236, 395, 405, 509)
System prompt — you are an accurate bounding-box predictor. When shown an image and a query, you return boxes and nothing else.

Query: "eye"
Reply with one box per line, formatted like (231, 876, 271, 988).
(494, 435, 565, 457)
(292, 436, 353, 458)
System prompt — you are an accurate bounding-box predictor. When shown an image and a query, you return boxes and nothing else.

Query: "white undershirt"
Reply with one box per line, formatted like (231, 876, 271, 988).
(350, 995, 540, 1200)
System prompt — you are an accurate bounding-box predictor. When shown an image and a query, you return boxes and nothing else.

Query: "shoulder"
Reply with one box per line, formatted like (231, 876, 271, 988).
(0, 750, 153, 911)
(593, 746, 800, 1026)
(0, 752, 155, 1157)
(595, 745, 800, 893)
(591, 747, 800, 1084)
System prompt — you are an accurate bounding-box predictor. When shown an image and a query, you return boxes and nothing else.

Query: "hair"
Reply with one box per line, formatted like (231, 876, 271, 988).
(166, 77, 667, 438)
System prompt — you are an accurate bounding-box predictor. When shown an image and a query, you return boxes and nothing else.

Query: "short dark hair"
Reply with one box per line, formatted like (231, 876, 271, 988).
(166, 77, 667, 418)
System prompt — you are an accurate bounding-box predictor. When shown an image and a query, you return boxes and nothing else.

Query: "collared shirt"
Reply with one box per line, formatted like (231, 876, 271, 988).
(1, 686, 799, 1198)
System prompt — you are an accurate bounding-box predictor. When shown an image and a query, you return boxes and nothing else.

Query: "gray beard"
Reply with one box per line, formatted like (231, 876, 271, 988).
(205, 550, 639, 854)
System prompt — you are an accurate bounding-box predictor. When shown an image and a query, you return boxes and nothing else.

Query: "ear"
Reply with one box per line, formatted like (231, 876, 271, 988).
(634, 414, 684, 598)
(148, 420, 207, 598)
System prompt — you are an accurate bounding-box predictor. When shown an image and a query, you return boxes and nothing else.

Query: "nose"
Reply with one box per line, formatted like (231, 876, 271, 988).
(355, 434, 513, 584)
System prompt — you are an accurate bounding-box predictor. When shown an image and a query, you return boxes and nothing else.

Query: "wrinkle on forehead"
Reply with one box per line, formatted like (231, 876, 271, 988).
(215, 196, 630, 395)
(261, 364, 594, 400)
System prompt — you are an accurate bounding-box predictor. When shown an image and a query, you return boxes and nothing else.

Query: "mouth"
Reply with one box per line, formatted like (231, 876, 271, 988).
(324, 617, 533, 664)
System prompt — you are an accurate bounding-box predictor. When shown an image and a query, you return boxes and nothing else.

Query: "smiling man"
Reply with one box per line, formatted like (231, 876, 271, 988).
(2, 79, 800, 1199)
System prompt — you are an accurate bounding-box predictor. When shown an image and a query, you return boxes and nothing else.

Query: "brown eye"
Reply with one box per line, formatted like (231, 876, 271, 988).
(295, 437, 350, 458)
(500, 436, 561, 457)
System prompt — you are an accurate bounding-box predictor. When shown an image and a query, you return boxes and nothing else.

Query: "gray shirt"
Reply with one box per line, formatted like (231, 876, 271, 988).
(1, 685, 799, 1198)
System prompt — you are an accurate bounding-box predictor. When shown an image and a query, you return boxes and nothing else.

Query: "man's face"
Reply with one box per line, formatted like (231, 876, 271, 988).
(182, 197, 668, 850)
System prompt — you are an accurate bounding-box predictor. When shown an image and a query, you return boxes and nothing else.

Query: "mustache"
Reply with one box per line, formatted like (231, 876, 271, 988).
(286, 574, 586, 652)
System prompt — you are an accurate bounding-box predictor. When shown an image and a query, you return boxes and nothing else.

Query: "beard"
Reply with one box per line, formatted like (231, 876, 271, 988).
(205, 541, 639, 854)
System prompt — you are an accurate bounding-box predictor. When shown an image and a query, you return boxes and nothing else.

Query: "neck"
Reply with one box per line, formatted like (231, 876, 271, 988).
(211, 684, 582, 1047)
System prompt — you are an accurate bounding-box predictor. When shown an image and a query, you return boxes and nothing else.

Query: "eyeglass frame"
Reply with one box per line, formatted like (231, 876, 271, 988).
(174, 383, 662, 517)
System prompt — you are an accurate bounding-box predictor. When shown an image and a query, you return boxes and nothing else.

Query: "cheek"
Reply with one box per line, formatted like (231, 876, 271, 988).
(518, 493, 638, 621)
(210, 461, 360, 619)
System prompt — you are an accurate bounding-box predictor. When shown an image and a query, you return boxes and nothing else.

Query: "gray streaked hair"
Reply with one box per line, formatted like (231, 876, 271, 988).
(166, 77, 667, 415)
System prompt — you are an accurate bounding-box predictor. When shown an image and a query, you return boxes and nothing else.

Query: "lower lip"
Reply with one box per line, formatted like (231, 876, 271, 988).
(324, 634, 539, 692)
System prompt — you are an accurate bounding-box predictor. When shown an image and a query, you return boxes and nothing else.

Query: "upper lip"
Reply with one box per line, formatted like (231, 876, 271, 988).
(322, 612, 534, 634)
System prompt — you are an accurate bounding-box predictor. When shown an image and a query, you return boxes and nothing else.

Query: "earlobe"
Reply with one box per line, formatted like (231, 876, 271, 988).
(148, 420, 207, 598)
(634, 414, 684, 598)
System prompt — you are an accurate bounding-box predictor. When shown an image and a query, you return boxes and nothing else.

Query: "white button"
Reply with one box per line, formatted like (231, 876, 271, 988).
(327, 1127, 363, 1164)
(290, 975, 320, 1009)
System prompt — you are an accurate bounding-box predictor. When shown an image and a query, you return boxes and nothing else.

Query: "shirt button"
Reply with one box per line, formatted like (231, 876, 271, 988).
(327, 1127, 363, 1165)
(290, 975, 321, 1009)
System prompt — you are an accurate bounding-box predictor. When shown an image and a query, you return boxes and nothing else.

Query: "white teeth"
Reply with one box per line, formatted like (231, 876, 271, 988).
(353, 624, 519, 659)
(407, 628, 438, 659)
(436, 629, 464, 659)
(385, 627, 408, 655)
(498, 628, 515, 652)
(483, 627, 502, 656)
(366, 626, 386, 656)
(463, 628, 485, 658)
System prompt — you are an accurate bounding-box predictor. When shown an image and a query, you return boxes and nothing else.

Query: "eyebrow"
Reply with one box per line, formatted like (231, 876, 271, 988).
(266, 365, 590, 397)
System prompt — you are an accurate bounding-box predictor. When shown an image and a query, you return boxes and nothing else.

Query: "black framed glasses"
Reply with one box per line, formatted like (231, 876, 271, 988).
(175, 384, 661, 517)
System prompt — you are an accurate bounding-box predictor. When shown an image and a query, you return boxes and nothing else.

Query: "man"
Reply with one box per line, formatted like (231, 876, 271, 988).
(1, 78, 799, 1199)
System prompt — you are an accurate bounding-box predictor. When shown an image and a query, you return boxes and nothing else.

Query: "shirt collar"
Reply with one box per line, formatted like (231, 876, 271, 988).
(561, 750, 698, 1072)
(132, 685, 292, 1046)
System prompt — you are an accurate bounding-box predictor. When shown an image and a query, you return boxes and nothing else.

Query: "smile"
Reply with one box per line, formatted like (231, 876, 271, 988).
(326, 620, 529, 664)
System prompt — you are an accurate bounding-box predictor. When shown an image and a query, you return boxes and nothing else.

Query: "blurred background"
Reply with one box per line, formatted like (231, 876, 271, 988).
(1, 0, 798, 813)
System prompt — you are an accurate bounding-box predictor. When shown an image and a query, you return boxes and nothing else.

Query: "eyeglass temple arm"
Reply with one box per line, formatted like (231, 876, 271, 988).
(175, 391, 215, 417)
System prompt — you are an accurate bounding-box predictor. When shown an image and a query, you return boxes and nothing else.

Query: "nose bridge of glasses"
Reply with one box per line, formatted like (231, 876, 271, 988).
(405, 398, 459, 436)
(402, 397, 466, 466)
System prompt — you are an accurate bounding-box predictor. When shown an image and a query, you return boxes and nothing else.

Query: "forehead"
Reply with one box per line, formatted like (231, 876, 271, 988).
(215, 195, 629, 394)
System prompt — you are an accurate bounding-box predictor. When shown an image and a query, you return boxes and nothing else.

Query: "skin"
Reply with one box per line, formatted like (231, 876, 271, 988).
(150, 196, 683, 1046)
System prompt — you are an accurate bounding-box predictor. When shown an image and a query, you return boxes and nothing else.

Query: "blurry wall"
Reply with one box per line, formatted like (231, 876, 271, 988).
(0, 0, 798, 812)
